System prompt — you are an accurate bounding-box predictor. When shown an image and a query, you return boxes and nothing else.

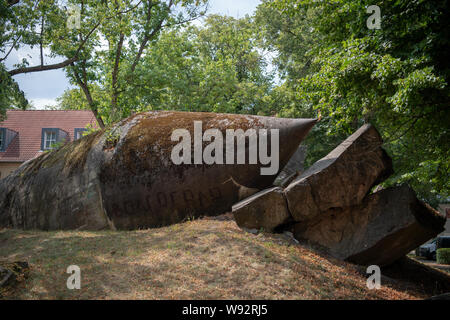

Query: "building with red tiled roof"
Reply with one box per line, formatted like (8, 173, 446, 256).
(0, 110, 98, 178)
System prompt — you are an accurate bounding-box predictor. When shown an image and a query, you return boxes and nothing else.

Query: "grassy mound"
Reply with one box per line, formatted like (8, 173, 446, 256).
(0, 215, 446, 300)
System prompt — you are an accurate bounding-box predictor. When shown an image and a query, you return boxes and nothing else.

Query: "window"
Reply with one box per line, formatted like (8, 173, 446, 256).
(44, 131, 57, 150)
(0, 129, 4, 151)
(41, 128, 59, 150)
(74, 128, 87, 140)
(41, 128, 70, 150)
(0, 128, 17, 152)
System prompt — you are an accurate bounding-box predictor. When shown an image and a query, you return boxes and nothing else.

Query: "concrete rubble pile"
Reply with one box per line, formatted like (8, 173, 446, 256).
(233, 124, 445, 266)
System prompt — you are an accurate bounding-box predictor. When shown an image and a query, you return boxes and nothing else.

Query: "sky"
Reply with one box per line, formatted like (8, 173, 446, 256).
(6, 0, 262, 109)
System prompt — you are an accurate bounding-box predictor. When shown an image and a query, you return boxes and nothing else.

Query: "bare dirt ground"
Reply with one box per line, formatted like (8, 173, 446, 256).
(0, 215, 447, 300)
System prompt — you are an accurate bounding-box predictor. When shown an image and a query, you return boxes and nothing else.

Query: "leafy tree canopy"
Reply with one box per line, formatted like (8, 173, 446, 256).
(1, 0, 209, 126)
(261, 0, 449, 205)
(130, 15, 274, 115)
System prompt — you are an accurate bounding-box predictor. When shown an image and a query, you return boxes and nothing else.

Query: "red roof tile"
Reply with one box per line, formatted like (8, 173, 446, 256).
(0, 110, 98, 162)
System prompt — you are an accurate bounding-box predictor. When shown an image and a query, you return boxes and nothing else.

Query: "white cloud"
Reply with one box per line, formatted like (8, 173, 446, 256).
(30, 98, 58, 110)
(208, 0, 261, 18)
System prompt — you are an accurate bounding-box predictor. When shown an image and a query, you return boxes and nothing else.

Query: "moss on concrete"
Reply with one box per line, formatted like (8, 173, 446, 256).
(21, 130, 104, 177)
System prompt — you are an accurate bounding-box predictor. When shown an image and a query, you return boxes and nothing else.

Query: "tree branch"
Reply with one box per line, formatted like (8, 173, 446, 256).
(71, 62, 106, 129)
(9, 57, 78, 76)
(130, 0, 157, 73)
(111, 32, 125, 113)
(8, 1, 141, 77)
(39, 14, 45, 66)
(8, 16, 101, 77)
(0, 35, 21, 62)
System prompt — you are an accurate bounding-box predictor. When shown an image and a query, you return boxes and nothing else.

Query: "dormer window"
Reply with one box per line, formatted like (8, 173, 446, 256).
(0, 129, 4, 151)
(0, 127, 18, 152)
(74, 128, 87, 140)
(41, 128, 69, 150)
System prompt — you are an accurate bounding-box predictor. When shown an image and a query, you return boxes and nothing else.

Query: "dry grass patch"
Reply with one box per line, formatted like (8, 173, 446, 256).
(0, 217, 428, 300)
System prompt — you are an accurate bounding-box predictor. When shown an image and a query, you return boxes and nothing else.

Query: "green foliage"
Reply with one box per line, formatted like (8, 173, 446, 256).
(0, 64, 28, 117)
(132, 15, 274, 115)
(83, 123, 100, 136)
(263, 0, 450, 205)
(45, 140, 66, 153)
(0, 2, 29, 115)
(1, 0, 209, 126)
(57, 85, 107, 111)
(58, 14, 275, 117)
(255, 0, 318, 80)
(104, 126, 121, 149)
(65, 0, 209, 125)
(436, 248, 450, 265)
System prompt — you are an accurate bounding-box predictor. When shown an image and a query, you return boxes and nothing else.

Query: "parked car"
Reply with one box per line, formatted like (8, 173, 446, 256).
(416, 236, 450, 260)
(436, 236, 450, 249)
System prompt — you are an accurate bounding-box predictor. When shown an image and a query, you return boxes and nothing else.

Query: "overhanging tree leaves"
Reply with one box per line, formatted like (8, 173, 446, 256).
(0, 0, 29, 115)
(266, 0, 449, 205)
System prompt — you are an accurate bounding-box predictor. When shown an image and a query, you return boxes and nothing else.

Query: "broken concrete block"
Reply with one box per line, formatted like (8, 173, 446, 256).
(293, 185, 446, 266)
(232, 187, 291, 232)
(0, 111, 316, 231)
(285, 124, 392, 222)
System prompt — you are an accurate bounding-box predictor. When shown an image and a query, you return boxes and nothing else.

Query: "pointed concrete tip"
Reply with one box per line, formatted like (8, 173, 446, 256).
(257, 116, 317, 149)
(282, 118, 318, 142)
(295, 118, 318, 132)
(265, 117, 318, 177)
(258, 116, 317, 132)
(302, 117, 318, 136)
